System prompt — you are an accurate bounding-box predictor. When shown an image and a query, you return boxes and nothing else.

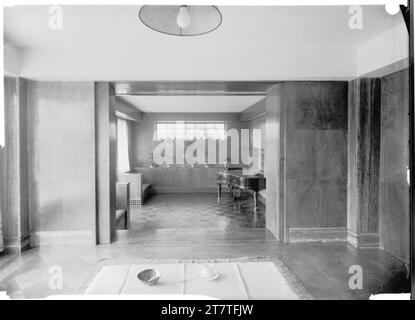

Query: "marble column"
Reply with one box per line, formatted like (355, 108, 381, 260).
(347, 78, 381, 248)
(265, 84, 286, 241)
(3, 77, 30, 252)
(95, 82, 117, 244)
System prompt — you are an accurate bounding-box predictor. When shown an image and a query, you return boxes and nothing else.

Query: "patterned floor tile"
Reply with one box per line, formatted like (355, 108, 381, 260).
(126, 193, 265, 231)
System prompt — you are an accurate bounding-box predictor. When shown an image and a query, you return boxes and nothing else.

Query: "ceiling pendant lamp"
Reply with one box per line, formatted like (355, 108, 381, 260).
(139, 5, 222, 36)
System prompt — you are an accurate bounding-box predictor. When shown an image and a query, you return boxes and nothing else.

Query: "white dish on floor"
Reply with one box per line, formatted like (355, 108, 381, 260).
(197, 264, 220, 281)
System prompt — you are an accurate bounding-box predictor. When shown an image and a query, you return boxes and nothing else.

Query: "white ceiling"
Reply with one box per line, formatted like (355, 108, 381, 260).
(118, 95, 265, 113)
(4, 5, 402, 49)
(3, 5, 407, 80)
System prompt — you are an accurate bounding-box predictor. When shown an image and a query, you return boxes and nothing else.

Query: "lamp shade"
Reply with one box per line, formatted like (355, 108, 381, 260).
(139, 5, 222, 36)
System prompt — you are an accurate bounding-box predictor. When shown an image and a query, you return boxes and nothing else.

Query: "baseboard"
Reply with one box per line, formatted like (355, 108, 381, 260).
(30, 231, 95, 247)
(347, 230, 379, 248)
(288, 227, 347, 243)
(151, 187, 219, 194)
(3, 233, 31, 253)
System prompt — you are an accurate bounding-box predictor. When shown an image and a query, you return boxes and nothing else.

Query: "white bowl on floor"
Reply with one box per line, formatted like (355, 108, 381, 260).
(197, 264, 220, 281)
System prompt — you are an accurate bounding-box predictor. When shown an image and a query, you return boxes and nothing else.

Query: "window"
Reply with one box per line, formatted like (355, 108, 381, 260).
(117, 118, 130, 174)
(155, 121, 226, 141)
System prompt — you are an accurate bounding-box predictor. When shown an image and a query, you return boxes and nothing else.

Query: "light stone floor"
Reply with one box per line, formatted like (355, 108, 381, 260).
(0, 242, 409, 300)
(0, 194, 410, 299)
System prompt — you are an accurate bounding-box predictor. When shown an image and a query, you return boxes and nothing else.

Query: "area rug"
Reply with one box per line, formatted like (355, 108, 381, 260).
(85, 260, 313, 300)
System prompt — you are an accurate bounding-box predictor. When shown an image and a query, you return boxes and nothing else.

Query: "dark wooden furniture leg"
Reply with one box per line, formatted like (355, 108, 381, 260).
(217, 183, 222, 200)
(253, 191, 258, 212)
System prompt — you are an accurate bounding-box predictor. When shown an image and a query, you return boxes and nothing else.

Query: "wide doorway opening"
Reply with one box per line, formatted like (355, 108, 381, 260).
(112, 82, 273, 257)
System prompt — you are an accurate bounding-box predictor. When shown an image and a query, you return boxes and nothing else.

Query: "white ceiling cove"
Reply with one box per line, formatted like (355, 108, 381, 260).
(4, 5, 402, 49)
(3, 5, 408, 80)
(118, 95, 265, 113)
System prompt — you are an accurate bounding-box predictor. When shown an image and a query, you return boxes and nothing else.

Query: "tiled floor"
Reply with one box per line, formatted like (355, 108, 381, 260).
(115, 193, 267, 245)
(126, 193, 266, 231)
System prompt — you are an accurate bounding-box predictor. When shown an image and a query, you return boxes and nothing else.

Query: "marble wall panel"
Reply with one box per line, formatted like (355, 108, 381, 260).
(316, 130, 348, 181)
(347, 78, 381, 248)
(380, 69, 410, 263)
(0, 147, 5, 251)
(26, 81, 96, 245)
(287, 82, 348, 131)
(2, 77, 30, 251)
(284, 82, 348, 231)
(286, 130, 317, 180)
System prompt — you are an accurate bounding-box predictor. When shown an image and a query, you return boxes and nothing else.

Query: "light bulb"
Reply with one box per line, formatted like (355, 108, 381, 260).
(177, 6, 191, 29)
